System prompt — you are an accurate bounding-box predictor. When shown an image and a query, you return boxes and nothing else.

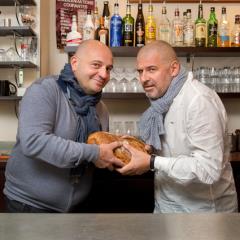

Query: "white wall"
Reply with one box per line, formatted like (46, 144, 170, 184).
(0, 0, 239, 141)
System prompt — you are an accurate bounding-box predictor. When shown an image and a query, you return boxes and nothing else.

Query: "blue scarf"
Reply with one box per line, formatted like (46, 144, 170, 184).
(57, 64, 102, 181)
(139, 66, 188, 151)
(57, 64, 102, 143)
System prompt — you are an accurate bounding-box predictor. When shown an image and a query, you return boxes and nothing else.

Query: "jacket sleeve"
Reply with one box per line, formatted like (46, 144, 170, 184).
(18, 78, 99, 168)
(154, 94, 228, 185)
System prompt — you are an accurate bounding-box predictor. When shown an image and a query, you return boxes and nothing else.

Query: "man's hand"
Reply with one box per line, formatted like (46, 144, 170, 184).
(116, 143, 151, 175)
(94, 141, 125, 171)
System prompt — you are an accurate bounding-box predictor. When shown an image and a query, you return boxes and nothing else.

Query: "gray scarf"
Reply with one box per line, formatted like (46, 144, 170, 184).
(139, 65, 188, 151)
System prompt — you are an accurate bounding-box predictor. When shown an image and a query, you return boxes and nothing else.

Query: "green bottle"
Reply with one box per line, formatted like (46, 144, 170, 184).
(207, 7, 218, 47)
(122, 1, 134, 46)
(195, 3, 206, 47)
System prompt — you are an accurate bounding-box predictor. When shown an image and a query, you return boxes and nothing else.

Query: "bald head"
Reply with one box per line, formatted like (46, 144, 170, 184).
(137, 40, 178, 65)
(75, 40, 112, 59)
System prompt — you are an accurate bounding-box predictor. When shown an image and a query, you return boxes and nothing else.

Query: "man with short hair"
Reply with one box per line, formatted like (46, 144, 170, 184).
(117, 40, 238, 213)
(4, 40, 124, 213)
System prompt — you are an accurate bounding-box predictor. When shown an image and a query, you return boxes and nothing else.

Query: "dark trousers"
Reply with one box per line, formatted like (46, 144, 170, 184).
(5, 197, 58, 213)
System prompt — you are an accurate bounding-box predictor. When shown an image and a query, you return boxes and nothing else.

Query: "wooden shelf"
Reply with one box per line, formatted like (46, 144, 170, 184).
(0, 61, 37, 68)
(65, 46, 240, 58)
(102, 92, 240, 99)
(130, 0, 240, 3)
(0, 0, 36, 6)
(102, 92, 147, 99)
(0, 26, 36, 37)
(0, 96, 22, 100)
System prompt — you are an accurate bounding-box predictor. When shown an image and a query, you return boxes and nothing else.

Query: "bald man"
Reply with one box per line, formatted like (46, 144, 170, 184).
(4, 40, 124, 213)
(117, 40, 238, 213)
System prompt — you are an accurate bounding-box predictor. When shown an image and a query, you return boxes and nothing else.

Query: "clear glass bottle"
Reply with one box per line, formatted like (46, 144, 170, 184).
(195, 3, 206, 47)
(145, 2, 156, 44)
(95, 16, 109, 46)
(135, 0, 145, 47)
(158, 2, 171, 44)
(122, 1, 134, 47)
(183, 9, 194, 46)
(93, 5, 100, 31)
(218, 7, 230, 47)
(207, 7, 218, 47)
(102, 1, 110, 30)
(172, 8, 183, 46)
(110, 1, 123, 47)
(83, 9, 95, 41)
(66, 15, 82, 46)
(231, 15, 240, 47)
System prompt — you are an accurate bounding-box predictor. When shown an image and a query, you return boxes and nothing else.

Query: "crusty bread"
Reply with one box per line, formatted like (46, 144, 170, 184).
(87, 131, 148, 164)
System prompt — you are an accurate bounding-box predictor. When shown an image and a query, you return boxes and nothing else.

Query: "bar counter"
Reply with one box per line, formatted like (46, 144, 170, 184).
(1, 213, 240, 240)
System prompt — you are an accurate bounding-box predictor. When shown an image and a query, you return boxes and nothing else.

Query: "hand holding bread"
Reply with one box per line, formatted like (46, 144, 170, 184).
(87, 131, 150, 164)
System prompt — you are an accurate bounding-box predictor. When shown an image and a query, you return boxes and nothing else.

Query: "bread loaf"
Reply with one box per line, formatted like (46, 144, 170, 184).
(87, 131, 148, 164)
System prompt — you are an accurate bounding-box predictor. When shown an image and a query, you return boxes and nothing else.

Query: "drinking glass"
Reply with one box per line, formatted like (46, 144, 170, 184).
(0, 49, 6, 61)
(124, 121, 135, 135)
(113, 121, 124, 136)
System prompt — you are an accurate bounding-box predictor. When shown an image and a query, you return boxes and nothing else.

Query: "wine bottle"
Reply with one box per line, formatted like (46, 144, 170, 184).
(135, 0, 145, 47)
(110, 1, 123, 47)
(207, 7, 218, 47)
(195, 3, 206, 47)
(122, 1, 134, 47)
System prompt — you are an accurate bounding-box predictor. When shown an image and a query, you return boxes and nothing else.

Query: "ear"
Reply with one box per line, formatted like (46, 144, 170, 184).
(70, 55, 78, 72)
(170, 61, 180, 77)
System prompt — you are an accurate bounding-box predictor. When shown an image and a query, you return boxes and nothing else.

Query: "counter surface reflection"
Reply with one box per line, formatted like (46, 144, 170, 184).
(1, 213, 240, 240)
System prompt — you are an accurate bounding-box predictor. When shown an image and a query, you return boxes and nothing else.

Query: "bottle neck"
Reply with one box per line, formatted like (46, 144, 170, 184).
(126, 4, 131, 15)
(210, 11, 216, 20)
(71, 17, 77, 31)
(103, 4, 110, 17)
(114, 4, 119, 15)
(198, 5, 203, 18)
(138, 4, 143, 14)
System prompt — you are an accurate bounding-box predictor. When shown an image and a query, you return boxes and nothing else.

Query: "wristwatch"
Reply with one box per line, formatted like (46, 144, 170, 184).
(150, 154, 156, 172)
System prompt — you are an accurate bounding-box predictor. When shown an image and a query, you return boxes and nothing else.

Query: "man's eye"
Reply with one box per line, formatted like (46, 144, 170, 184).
(137, 70, 143, 75)
(92, 63, 101, 68)
(149, 68, 155, 72)
(106, 67, 112, 73)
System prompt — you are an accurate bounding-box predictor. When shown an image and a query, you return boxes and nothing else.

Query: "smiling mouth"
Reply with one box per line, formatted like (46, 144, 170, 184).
(144, 85, 154, 91)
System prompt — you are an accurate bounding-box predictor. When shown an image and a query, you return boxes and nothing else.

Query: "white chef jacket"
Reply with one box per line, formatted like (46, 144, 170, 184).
(154, 72, 238, 213)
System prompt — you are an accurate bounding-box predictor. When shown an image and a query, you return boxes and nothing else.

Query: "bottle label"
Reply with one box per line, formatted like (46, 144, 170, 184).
(196, 23, 206, 38)
(124, 23, 133, 32)
(208, 24, 217, 35)
(136, 25, 145, 45)
(83, 28, 94, 40)
(173, 24, 183, 42)
(100, 33, 107, 45)
(184, 24, 194, 45)
(232, 35, 240, 46)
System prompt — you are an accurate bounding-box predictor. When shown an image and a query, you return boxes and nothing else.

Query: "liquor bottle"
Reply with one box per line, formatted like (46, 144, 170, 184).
(135, 0, 145, 47)
(66, 15, 82, 46)
(183, 9, 194, 46)
(110, 1, 123, 47)
(102, 1, 110, 30)
(207, 7, 218, 47)
(183, 11, 187, 26)
(158, 2, 171, 44)
(172, 8, 183, 46)
(95, 16, 109, 46)
(231, 15, 240, 47)
(83, 9, 95, 41)
(93, 4, 100, 31)
(145, 1, 156, 44)
(195, 3, 206, 47)
(218, 7, 230, 47)
(122, 1, 134, 46)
